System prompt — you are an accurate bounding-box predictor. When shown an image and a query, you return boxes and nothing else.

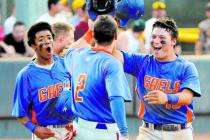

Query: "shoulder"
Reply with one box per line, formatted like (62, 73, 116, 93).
(175, 57, 197, 72)
(36, 13, 49, 22)
(16, 63, 33, 81)
(146, 18, 156, 25)
(104, 56, 123, 70)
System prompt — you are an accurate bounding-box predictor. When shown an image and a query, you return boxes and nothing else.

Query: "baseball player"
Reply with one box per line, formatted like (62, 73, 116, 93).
(12, 22, 74, 140)
(64, 15, 132, 140)
(51, 22, 75, 56)
(114, 17, 201, 140)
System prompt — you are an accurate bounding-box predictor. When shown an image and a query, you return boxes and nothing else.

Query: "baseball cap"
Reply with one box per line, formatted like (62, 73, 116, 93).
(72, 0, 85, 12)
(87, 0, 115, 21)
(132, 19, 145, 32)
(59, 0, 68, 5)
(152, 1, 166, 10)
(115, 0, 144, 27)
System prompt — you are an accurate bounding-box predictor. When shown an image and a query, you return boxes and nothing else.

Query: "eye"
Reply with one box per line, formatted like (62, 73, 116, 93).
(39, 38, 44, 42)
(152, 35, 156, 39)
(47, 36, 53, 40)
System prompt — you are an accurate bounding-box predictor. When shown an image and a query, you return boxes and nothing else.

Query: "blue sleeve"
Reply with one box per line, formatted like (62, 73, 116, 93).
(55, 88, 74, 119)
(110, 96, 128, 137)
(64, 48, 74, 75)
(12, 70, 31, 117)
(122, 51, 148, 77)
(181, 62, 201, 97)
(105, 60, 132, 101)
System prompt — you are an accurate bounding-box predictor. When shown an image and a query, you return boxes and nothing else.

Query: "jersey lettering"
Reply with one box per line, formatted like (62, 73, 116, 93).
(144, 75, 180, 93)
(38, 81, 70, 102)
(144, 75, 181, 109)
(74, 74, 87, 102)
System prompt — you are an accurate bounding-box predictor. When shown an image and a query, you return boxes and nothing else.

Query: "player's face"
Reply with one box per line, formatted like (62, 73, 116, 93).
(33, 30, 54, 60)
(63, 32, 74, 48)
(151, 27, 176, 61)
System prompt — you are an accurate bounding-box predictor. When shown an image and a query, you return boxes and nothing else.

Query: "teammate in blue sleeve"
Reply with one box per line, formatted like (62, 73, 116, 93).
(64, 15, 132, 140)
(114, 17, 201, 140)
(12, 22, 74, 140)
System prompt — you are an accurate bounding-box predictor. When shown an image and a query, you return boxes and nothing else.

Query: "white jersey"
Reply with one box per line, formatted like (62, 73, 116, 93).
(36, 13, 68, 24)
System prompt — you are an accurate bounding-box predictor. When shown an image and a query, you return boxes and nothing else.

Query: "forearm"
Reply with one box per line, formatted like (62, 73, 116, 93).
(177, 89, 193, 105)
(110, 96, 128, 137)
(167, 89, 193, 105)
(0, 41, 15, 54)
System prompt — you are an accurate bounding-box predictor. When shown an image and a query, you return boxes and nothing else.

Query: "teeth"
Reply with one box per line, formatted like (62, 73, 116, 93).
(154, 47, 161, 50)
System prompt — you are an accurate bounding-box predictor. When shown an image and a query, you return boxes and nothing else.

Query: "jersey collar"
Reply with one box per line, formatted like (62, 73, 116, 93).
(92, 47, 113, 55)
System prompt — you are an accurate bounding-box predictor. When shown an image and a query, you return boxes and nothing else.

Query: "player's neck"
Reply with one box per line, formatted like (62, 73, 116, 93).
(156, 53, 177, 62)
(35, 56, 54, 66)
(93, 44, 113, 54)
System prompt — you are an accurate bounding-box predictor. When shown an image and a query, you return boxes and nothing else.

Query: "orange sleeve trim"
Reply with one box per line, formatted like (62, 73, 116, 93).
(83, 30, 93, 43)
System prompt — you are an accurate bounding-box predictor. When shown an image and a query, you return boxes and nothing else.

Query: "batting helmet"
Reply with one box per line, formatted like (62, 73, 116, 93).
(115, 0, 144, 27)
(86, 0, 116, 21)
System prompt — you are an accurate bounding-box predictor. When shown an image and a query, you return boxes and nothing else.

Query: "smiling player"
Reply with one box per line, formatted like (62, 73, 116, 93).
(114, 17, 201, 140)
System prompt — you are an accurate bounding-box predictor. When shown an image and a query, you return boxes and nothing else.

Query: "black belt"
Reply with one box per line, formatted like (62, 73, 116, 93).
(144, 122, 190, 131)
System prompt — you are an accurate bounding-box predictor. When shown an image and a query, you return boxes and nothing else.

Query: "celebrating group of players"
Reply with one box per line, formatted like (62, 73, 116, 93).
(12, 1, 201, 140)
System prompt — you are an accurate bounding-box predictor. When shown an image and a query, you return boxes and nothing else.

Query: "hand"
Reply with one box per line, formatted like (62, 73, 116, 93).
(144, 90, 168, 104)
(34, 126, 55, 139)
(120, 136, 129, 140)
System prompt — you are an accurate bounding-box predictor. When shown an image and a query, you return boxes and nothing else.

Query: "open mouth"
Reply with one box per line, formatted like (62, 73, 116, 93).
(153, 46, 162, 51)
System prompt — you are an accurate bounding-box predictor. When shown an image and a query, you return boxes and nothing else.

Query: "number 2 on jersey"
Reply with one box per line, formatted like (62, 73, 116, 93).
(74, 74, 87, 102)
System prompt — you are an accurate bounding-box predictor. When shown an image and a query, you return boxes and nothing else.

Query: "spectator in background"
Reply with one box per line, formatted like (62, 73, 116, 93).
(36, 0, 68, 24)
(0, 24, 16, 56)
(3, 21, 34, 57)
(52, 22, 75, 56)
(195, 2, 210, 54)
(4, 4, 16, 35)
(144, 1, 166, 52)
(117, 19, 147, 53)
(69, 0, 85, 26)
(59, 0, 73, 21)
(74, 3, 89, 41)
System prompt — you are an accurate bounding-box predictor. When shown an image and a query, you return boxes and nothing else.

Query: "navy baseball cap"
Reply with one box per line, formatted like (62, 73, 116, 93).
(86, 0, 116, 21)
(116, 0, 144, 27)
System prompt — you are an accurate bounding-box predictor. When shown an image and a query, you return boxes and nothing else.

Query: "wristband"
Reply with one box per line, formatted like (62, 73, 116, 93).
(25, 121, 37, 133)
(83, 30, 93, 43)
(167, 94, 179, 104)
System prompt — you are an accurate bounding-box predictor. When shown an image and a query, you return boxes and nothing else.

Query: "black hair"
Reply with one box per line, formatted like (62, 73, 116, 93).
(152, 17, 178, 39)
(93, 15, 117, 45)
(13, 21, 25, 29)
(48, 0, 59, 10)
(27, 22, 54, 46)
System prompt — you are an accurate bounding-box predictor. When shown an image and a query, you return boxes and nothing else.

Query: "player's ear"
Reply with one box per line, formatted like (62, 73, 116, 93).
(31, 44, 37, 51)
(171, 38, 177, 48)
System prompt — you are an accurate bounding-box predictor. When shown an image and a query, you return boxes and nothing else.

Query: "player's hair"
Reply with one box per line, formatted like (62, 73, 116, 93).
(13, 21, 25, 29)
(152, 17, 178, 39)
(27, 22, 54, 46)
(93, 15, 117, 45)
(52, 22, 75, 39)
(48, 0, 59, 10)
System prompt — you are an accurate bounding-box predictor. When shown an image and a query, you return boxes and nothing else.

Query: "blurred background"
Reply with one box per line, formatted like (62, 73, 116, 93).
(0, 0, 210, 139)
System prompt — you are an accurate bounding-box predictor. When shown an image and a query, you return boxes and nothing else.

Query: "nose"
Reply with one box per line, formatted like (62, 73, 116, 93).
(152, 37, 161, 45)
